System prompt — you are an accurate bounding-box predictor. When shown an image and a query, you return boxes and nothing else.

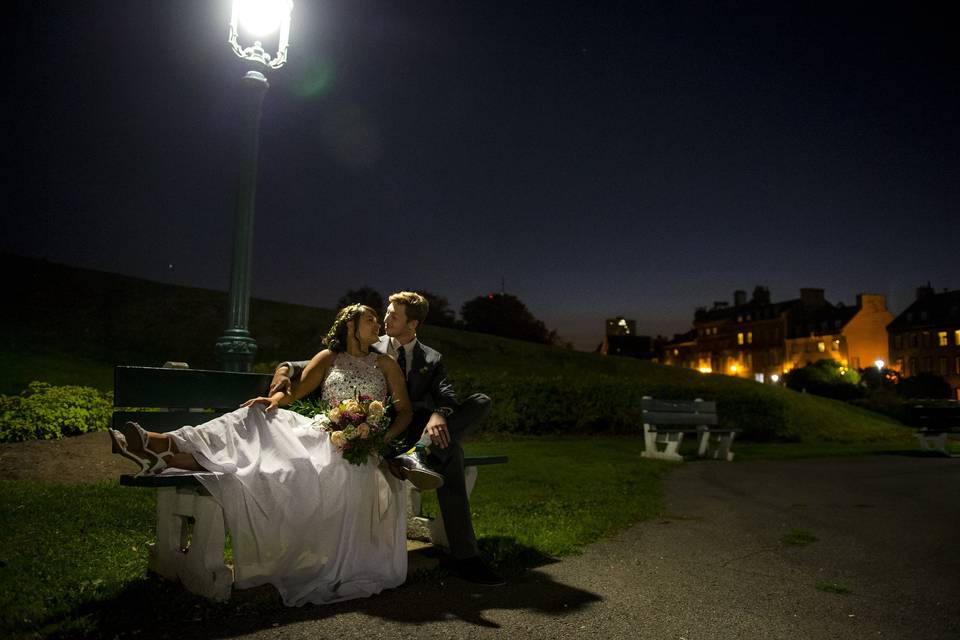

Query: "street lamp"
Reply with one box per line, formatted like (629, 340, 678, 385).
(215, 0, 294, 372)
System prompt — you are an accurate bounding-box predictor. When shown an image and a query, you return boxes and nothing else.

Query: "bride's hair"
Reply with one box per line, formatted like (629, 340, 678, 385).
(323, 304, 375, 352)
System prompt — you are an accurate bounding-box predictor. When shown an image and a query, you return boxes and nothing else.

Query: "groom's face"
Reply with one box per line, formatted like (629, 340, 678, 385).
(384, 302, 417, 340)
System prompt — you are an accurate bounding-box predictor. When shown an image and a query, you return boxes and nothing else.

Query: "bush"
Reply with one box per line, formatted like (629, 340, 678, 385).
(898, 373, 952, 399)
(0, 382, 112, 442)
(451, 370, 791, 441)
(783, 360, 864, 401)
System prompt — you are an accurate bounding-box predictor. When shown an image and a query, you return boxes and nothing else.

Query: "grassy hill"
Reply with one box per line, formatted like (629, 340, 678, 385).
(1, 253, 913, 444)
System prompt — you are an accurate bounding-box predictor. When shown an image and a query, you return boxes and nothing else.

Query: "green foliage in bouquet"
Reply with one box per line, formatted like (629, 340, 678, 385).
(0, 381, 112, 442)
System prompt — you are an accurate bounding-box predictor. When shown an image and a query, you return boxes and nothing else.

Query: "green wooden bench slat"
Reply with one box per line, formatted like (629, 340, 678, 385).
(113, 410, 228, 432)
(642, 411, 719, 425)
(114, 366, 271, 408)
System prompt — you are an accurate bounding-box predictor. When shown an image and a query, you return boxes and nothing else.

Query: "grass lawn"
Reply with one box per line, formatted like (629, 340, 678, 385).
(0, 350, 114, 395)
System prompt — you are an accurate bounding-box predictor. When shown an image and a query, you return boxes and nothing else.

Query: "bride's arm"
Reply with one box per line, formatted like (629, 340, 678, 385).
(284, 350, 337, 405)
(378, 355, 412, 442)
(242, 350, 335, 411)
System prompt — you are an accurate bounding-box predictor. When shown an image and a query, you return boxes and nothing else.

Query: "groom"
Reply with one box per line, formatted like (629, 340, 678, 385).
(270, 291, 505, 586)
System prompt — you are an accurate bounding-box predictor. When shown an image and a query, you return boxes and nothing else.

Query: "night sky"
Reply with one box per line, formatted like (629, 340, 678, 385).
(7, 1, 958, 349)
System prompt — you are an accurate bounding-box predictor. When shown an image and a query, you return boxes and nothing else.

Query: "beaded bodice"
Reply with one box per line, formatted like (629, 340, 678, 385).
(321, 352, 387, 405)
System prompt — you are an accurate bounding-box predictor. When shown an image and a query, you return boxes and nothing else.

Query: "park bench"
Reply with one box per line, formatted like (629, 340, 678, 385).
(639, 396, 738, 462)
(907, 400, 960, 456)
(113, 364, 507, 601)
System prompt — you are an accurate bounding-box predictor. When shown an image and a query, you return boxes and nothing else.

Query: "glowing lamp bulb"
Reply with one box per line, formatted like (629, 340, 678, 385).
(875, 359, 885, 370)
(771, 374, 780, 383)
(236, 0, 286, 36)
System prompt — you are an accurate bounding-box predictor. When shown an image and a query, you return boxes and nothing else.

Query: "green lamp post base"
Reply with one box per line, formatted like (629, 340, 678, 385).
(215, 330, 258, 372)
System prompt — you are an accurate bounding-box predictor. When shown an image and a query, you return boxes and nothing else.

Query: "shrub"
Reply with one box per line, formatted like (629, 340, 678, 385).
(783, 360, 864, 401)
(898, 373, 952, 399)
(0, 382, 112, 442)
(451, 370, 791, 441)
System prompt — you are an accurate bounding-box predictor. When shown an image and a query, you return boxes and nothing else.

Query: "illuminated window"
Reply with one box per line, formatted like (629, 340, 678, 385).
(817, 342, 826, 353)
(831, 339, 840, 352)
(955, 330, 960, 346)
(939, 331, 948, 347)
(747, 332, 753, 344)
(737, 332, 744, 345)
(956, 357, 960, 374)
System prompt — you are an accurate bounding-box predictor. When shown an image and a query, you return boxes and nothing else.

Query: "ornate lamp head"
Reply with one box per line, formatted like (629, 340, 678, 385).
(229, 0, 293, 69)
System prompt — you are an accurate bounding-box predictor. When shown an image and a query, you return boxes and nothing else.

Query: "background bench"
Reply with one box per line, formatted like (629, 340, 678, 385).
(114, 364, 507, 600)
(639, 396, 738, 462)
(907, 400, 960, 456)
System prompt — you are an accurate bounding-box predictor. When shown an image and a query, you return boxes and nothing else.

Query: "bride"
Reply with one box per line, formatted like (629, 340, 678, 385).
(109, 304, 414, 605)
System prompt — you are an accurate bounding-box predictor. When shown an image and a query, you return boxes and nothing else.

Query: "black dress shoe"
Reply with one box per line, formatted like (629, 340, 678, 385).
(443, 556, 506, 587)
(395, 450, 444, 490)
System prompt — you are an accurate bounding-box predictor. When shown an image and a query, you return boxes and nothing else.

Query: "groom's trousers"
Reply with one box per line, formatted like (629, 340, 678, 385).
(408, 393, 491, 559)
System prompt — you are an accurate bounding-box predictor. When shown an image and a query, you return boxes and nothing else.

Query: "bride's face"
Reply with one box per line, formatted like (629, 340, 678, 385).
(355, 309, 381, 345)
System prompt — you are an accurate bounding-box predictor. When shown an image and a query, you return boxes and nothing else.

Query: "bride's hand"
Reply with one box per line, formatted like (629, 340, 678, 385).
(241, 395, 280, 411)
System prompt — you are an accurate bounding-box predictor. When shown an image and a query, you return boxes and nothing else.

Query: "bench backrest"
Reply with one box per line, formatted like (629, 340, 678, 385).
(907, 401, 960, 429)
(113, 366, 272, 433)
(641, 396, 718, 427)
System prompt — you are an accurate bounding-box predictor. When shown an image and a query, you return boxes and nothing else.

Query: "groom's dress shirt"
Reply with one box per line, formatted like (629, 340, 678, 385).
(387, 336, 418, 378)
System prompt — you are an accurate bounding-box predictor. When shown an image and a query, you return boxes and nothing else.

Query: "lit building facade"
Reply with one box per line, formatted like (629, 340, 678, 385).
(887, 287, 960, 400)
(679, 286, 891, 382)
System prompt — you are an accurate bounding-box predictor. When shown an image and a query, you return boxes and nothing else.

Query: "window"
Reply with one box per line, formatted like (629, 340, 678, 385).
(817, 342, 826, 353)
(921, 357, 932, 372)
(747, 331, 753, 344)
(956, 357, 960, 375)
(955, 330, 960, 346)
(909, 358, 918, 375)
(940, 358, 949, 375)
(922, 333, 931, 348)
(939, 331, 948, 346)
(896, 358, 904, 372)
(894, 335, 902, 349)
(831, 339, 840, 352)
(738, 332, 744, 345)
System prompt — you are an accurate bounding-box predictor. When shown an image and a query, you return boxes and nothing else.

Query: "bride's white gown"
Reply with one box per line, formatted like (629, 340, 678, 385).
(166, 352, 407, 606)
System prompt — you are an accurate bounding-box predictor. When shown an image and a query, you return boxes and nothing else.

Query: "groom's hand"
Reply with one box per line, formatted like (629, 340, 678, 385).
(269, 366, 292, 396)
(425, 413, 450, 449)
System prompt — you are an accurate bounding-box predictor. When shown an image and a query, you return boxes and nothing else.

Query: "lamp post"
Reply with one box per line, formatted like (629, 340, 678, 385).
(215, 0, 293, 372)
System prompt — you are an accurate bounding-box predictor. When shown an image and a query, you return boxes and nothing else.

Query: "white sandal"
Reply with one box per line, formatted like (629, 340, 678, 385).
(114, 422, 174, 477)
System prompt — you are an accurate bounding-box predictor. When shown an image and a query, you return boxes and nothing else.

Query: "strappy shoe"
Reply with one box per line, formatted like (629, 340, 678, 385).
(108, 427, 152, 475)
(114, 422, 174, 476)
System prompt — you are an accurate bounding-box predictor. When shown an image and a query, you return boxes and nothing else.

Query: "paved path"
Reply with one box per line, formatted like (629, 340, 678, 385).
(188, 456, 959, 639)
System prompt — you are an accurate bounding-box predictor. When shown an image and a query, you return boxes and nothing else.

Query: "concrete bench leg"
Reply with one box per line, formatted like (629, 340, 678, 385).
(916, 432, 948, 455)
(640, 424, 685, 462)
(427, 465, 478, 548)
(150, 487, 233, 602)
(700, 430, 736, 462)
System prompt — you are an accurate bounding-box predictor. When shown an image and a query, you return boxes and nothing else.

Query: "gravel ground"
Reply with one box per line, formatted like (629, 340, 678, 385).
(3, 434, 958, 639)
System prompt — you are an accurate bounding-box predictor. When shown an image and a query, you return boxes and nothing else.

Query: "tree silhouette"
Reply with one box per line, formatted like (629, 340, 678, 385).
(336, 287, 384, 315)
(460, 293, 553, 344)
(413, 289, 457, 327)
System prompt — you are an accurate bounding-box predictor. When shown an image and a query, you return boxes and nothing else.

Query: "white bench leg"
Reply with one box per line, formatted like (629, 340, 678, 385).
(917, 432, 948, 455)
(640, 424, 684, 461)
(428, 465, 478, 548)
(150, 487, 233, 602)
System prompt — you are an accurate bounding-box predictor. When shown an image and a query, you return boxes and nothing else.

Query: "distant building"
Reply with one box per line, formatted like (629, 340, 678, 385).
(887, 286, 960, 400)
(606, 317, 636, 336)
(676, 286, 891, 382)
(661, 330, 697, 369)
(599, 316, 658, 359)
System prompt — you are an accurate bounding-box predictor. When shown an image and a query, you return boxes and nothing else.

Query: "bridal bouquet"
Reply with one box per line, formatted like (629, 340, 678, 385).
(289, 391, 394, 466)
